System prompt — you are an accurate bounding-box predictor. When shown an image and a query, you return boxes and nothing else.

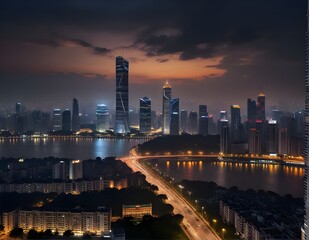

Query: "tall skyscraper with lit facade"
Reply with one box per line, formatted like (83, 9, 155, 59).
(72, 98, 80, 132)
(199, 105, 208, 135)
(188, 111, 198, 134)
(162, 81, 172, 134)
(180, 110, 188, 133)
(257, 93, 266, 121)
(115, 56, 130, 134)
(96, 104, 110, 132)
(247, 98, 257, 123)
(139, 97, 151, 134)
(170, 98, 179, 135)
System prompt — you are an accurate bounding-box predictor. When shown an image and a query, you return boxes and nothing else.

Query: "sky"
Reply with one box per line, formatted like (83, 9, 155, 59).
(0, 0, 306, 117)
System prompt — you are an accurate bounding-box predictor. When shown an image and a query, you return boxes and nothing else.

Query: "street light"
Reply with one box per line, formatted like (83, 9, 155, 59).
(222, 228, 226, 239)
(213, 219, 217, 230)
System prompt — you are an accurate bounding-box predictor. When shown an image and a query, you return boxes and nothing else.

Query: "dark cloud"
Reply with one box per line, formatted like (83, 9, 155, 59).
(29, 35, 111, 56)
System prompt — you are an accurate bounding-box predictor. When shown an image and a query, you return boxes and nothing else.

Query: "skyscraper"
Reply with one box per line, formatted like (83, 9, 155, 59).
(72, 98, 80, 132)
(230, 105, 241, 143)
(199, 105, 208, 135)
(247, 98, 257, 123)
(188, 111, 198, 134)
(267, 120, 278, 154)
(257, 93, 266, 121)
(115, 56, 130, 134)
(96, 104, 110, 132)
(162, 81, 172, 134)
(180, 110, 188, 133)
(139, 97, 151, 134)
(220, 120, 229, 153)
(62, 110, 71, 131)
(170, 98, 179, 135)
(52, 109, 62, 131)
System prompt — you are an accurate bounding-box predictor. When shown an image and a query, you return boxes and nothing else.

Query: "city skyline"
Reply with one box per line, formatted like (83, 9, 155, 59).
(0, 0, 306, 113)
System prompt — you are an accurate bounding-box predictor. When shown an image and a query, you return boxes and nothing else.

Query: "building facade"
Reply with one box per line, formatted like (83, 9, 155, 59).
(115, 56, 130, 134)
(199, 105, 208, 135)
(72, 98, 80, 132)
(170, 98, 179, 135)
(96, 104, 110, 132)
(139, 97, 151, 134)
(162, 81, 172, 135)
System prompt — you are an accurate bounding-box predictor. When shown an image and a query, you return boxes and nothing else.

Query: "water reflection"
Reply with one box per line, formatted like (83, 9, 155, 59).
(155, 158, 303, 197)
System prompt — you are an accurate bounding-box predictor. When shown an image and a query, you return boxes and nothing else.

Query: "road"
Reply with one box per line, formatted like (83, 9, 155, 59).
(119, 150, 221, 240)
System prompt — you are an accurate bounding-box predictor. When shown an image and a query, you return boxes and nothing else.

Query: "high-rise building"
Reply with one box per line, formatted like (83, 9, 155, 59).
(199, 105, 208, 135)
(208, 114, 217, 135)
(230, 105, 241, 143)
(220, 120, 229, 153)
(188, 111, 198, 134)
(257, 93, 266, 121)
(170, 98, 179, 135)
(70, 160, 83, 180)
(72, 98, 80, 132)
(151, 111, 158, 129)
(41, 112, 50, 134)
(115, 56, 130, 134)
(295, 110, 305, 139)
(96, 104, 110, 132)
(247, 98, 257, 123)
(267, 120, 278, 154)
(52, 161, 66, 180)
(52, 109, 62, 131)
(62, 110, 71, 131)
(180, 110, 188, 133)
(248, 128, 260, 154)
(139, 97, 151, 134)
(162, 81, 172, 134)
(278, 128, 289, 155)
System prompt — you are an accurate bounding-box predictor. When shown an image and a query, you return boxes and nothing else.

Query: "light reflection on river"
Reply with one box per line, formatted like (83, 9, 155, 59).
(0, 138, 144, 159)
(152, 158, 304, 197)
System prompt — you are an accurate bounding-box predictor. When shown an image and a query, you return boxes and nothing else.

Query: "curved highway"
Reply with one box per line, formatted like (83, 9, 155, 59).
(119, 149, 221, 240)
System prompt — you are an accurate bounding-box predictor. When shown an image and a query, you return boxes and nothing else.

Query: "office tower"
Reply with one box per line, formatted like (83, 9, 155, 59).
(220, 120, 229, 153)
(267, 120, 278, 154)
(180, 110, 188, 133)
(96, 104, 110, 132)
(69, 160, 83, 180)
(256, 120, 268, 154)
(170, 98, 179, 135)
(217, 110, 228, 135)
(14, 103, 25, 134)
(188, 111, 198, 134)
(230, 105, 241, 143)
(278, 128, 289, 155)
(247, 98, 257, 123)
(257, 93, 266, 121)
(139, 97, 151, 134)
(248, 128, 260, 154)
(272, 109, 283, 122)
(72, 98, 80, 132)
(115, 56, 130, 134)
(129, 109, 139, 126)
(199, 105, 208, 135)
(162, 81, 172, 134)
(208, 114, 217, 135)
(52, 109, 62, 131)
(62, 110, 71, 131)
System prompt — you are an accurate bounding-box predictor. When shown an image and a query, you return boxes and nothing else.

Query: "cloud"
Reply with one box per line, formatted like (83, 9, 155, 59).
(29, 35, 111, 56)
(156, 58, 169, 63)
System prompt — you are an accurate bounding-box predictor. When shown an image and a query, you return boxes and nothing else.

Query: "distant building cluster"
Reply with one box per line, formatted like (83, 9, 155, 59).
(220, 200, 301, 240)
(1, 208, 111, 236)
(0, 57, 304, 158)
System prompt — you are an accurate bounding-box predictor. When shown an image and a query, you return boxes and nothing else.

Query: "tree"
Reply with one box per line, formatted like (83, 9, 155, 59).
(9, 228, 23, 238)
(63, 229, 74, 238)
(27, 229, 38, 239)
(83, 233, 92, 239)
(44, 229, 53, 236)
